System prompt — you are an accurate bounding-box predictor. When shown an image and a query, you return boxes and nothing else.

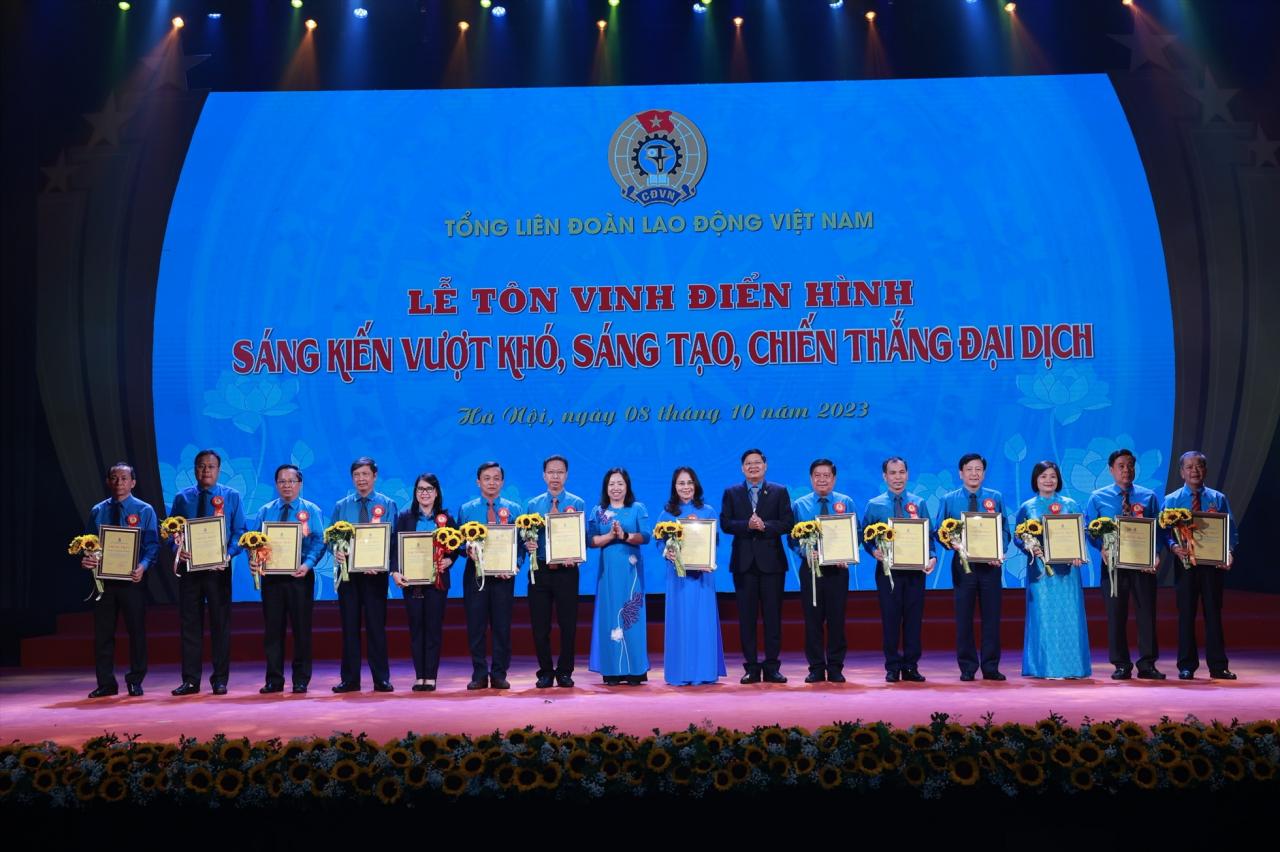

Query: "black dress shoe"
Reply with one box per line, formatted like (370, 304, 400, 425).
(466, 678, 488, 691)
(740, 671, 762, 684)
(1111, 668, 1132, 681)
(212, 683, 228, 695)
(535, 674, 555, 689)
(331, 681, 360, 693)
(260, 683, 284, 694)
(171, 682, 199, 696)
(763, 671, 787, 684)
(1210, 669, 1238, 680)
(555, 674, 575, 688)
(88, 686, 118, 699)
(885, 670, 901, 683)
(624, 675, 645, 686)
(422, 681, 436, 691)
(901, 670, 926, 683)
(127, 683, 144, 697)
(1178, 669, 1195, 680)
(804, 672, 825, 684)
(827, 671, 847, 684)
(959, 672, 976, 682)
(292, 684, 308, 694)
(412, 683, 429, 692)
(373, 681, 394, 693)
(490, 676, 511, 690)
(1136, 669, 1166, 681)
(982, 671, 1007, 682)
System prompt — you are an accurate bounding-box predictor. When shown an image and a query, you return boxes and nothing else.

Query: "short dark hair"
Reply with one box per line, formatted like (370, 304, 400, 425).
(882, 456, 907, 473)
(809, 458, 837, 476)
(1107, 449, 1136, 467)
(107, 462, 136, 479)
(958, 453, 987, 471)
(411, 473, 444, 518)
(1030, 460, 1062, 494)
(274, 464, 303, 483)
(599, 467, 636, 509)
(350, 456, 378, 474)
(477, 461, 504, 479)
(543, 455, 569, 472)
(194, 449, 221, 467)
(741, 448, 766, 464)
(1179, 450, 1207, 466)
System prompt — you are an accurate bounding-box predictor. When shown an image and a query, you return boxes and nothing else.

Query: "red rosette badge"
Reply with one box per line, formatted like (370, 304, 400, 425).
(297, 510, 310, 536)
(211, 495, 225, 517)
(1049, 502, 1062, 515)
(983, 499, 996, 512)
(906, 503, 919, 519)
(126, 514, 140, 527)
(834, 501, 846, 514)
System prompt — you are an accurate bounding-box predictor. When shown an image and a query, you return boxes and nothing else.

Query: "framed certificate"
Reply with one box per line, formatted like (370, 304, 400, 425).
(261, 522, 302, 575)
(960, 512, 1004, 563)
(185, 516, 228, 571)
(479, 524, 518, 576)
(1191, 512, 1230, 567)
(349, 523, 390, 573)
(816, 513, 860, 566)
(680, 518, 718, 571)
(888, 518, 930, 569)
(545, 511, 586, 564)
(398, 532, 438, 585)
(96, 525, 140, 581)
(1116, 517, 1158, 570)
(1041, 514, 1086, 564)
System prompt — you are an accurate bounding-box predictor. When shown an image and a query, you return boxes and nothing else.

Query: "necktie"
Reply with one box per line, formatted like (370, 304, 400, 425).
(749, 485, 759, 512)
(359, 497, 370, 523)
(893, 495, 904, 519)
(198, 490, 209, 518)
(111, 501, 123, 526)
(968, 492, 978, 512)
(1191, 490, 1201, 512)
(551, 495, 559, 512)
(818, 497, 829, 515)
(279, 503, 291, 522)
(1120, 490, 1131, 517)
(487, 501, 497, 524)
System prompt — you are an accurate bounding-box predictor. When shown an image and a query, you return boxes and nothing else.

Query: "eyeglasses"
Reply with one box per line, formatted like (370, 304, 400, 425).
(276, 479, 300, 485)
(415, 486, 437, 494)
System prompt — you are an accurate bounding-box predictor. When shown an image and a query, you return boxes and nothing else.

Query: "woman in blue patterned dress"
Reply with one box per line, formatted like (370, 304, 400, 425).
(588, 468, 650, 685)
(1017, 460, 1092, 679)
(655, 467, 725, 686)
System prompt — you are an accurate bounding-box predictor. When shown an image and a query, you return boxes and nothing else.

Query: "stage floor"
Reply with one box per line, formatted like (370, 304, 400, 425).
(3, 650, 1276, 745)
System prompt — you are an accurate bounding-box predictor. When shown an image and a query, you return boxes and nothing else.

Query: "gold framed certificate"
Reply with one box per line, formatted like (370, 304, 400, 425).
(96, 525, 140, 581)
(1191, 512, 1230, 567)
(398, 532, 438, 585)
(479, 524, 518, 576)
(960, 512, 1004, 563)
(349, 523, 390, 573)
(1117, 517, 1158, 570)
(888, 518, 930, 569)
(1042, 514, 1086, 564)
(817, 513, 860, 566)
(185, 516, 228, 571)
(680, 518, 718, 571)
(261, 522, 302, 575)
(545, 511, 587, 564)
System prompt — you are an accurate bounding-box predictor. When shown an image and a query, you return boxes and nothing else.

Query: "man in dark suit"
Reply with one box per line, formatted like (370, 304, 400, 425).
(720, 448, 794, 684)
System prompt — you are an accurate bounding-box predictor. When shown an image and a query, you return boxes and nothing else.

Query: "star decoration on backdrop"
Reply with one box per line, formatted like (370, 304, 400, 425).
(1247, 125, 1279, 167)
(1188, 69, 1238, 124)
(84, 93, 133, 147)
(41, 152, 76, 193)
(139, 49, 209, 92)
(1108, 27, 1177, 72)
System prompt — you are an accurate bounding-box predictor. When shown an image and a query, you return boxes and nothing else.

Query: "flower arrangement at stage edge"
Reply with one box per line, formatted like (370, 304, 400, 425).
(515, 514, 546, 584)
(790, 520, 823, 604)
(936, 517, 970, 575)
(863, 522, 896, 588)
(1087, 517, 1120, 596)
(324, 521, 355, 588)
(1158, 508, 1196, 569)
(653, 520, 687, 577)
(238, 530, 273, 591)
(1015, 518, 1052, 577)
(68, 534, 105, 600)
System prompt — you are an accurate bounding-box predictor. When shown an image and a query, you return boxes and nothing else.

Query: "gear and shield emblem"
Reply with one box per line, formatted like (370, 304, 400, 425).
(609, 109, 708, 206)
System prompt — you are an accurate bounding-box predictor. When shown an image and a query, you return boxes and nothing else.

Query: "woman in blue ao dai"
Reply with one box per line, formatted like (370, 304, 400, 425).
(588, 468, 650, 685)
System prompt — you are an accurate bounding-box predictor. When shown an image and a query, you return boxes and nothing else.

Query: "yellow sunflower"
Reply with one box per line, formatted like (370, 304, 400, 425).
(1246, 721, 1278, 738)
(219, 739, 249, 764)
(442, 771, 469, 796)
(374, 776, 402, 804)
(818, 765, 843, 790)
(768, 756, 790, 776)
(288, 762, 311, 784)
(995, 747, 1019, 769)
(816, 732, 839, 753)
(857, 751, 884, 776)
(214, 768, 244, 798)
(266, 774, 285, 798)
(793, 755, 816, 775)
(185, 767, 213, 793)
(1188, 754, 1213, 782)
(330, 759, 359, 782)
(949, 756, 980, 786)
(759, 727, 787, 749)
(458, 751, 485, 776)
(925, 752, 949, 772)
(385, 747, 411, 769)
(647, 748, 673, 772)
(1015, 762, 1045, 787)
(712, 769, 733, 791)
(75, 779, 97, 801)
(1167, 760, 1193, 788)
(901, 763, 926, 787)
(404, 764, 429, 789)
(1050, 745, 1074, 768)
(1075, 743, 1104, 768)
(601, 737, 625, 756)
(727, 760, 750, 783)
(1071, 767, 1094, 791)
(1252, 759, 1276, 782)
(600, 759, 621, 779)
(514, 767, 540, 791)
(1117, 721, 1145, 741)
(742, 745, 766, 766)
(431, 755, 454, 772)
(851, 728, 879, 748)
(1120, 743, 1147, 764)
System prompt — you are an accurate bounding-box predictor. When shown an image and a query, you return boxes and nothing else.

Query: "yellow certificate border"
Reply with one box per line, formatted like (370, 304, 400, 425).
(349, 523, 390, 573)
(545, 511, 587, 564)
(398, 531, 438, 585)
(185, 516, 228, 571)
(261, 522, 303, 575)
(1190, 511, 1230, 566)
(1041, 513, 1086, 564)
(888, 517, 930, 569)
(479, 524, 518, 576)
(1116, 517, 1158, 570)
(96, 525, 141, 581)
(816, 513, 860, 566)
(679, 518, 718, 570)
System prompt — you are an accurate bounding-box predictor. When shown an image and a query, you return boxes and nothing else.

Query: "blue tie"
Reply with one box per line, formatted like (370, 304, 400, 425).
(819, 497, 829, 515)
(893, 495, 904, 518)
(279, 503, 291, 522)
(359, 498, 370, 523)
(749, 485, 759, 512)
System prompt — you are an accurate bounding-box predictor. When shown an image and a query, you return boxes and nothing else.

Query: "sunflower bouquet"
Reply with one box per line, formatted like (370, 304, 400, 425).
(1085, 516, 1119, 596)
(459, 521, 494, 586)
(160, 515, 188, 573)
(515, 514, 546, 584)
(238, 530, 273, 590)
(1159, 507, 1196, 569)
(324, 521, 356, 588)
(863, 522, 896, 588)
(653, 520, 687, 577)
(430, 526, 464, 588)
(791, 520, 823, 604)
(1015, 518, 1052, 578)
(69, 534, 105, 599)
(936, 517, 970, 575)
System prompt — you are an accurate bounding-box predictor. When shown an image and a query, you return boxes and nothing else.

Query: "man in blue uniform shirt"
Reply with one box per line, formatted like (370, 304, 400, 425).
(458, 461, 523, 690)
(862, 457, 937, 682)
(788, 458, 855, 684)
(329, 456, 398, 693)
(169, 449, 247, 696)
(81, 462, 159, 698)
(1165, 451, 1238, 680)
(1084, 448, 1165, 680)
(249, 464, 326, 694)
(935, 453, 1011, 682)
(524, 455, 586, 689)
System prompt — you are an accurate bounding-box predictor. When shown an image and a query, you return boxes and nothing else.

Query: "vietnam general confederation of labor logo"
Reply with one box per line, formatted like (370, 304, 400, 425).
(609, 109, 708, 207)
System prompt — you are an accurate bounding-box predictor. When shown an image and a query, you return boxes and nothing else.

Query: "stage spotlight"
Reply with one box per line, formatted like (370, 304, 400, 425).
(733, 16, 743, 28)
(172, 16, 185, 28)
(305, 18, 317, 30)
(1122, 0, 1134, 5)
(597, 19, 606, 31)
(1004, 2, 1016, 12)
(353, 7, 368, 18)
(829, 1, 843, 8)
(458, 20, 470, 32)
(609, 0, 621, 7)
(117, 1, 130, 9)
(480, 0, 491, 8)
(291, 0, 303, 9)
(492, 6, 506, 17)
(865, 11, 876, 22)
(692, 3, 706, 14)
(208, 12, 222, 19)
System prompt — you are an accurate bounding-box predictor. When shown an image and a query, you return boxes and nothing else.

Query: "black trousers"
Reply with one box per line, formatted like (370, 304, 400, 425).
(463, 565, 514, 679)
(179, 568, 231, 686)
(94, 580, 147, 689)
(732, 568, 784, 674)
(337, 571, 390, 685)
(261, 573, 314, 688)
(405, 586, 448, 680)
(953, 562, 1003, 675)
(799, 565, 847, 675)
(1175, 564, 1228, 673)
(528, 565, 579, 677)
(875, 567, 924, 673)
(1102, 569, 1158, 672)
